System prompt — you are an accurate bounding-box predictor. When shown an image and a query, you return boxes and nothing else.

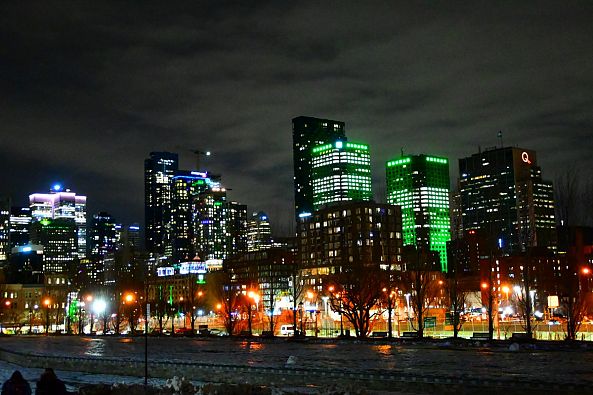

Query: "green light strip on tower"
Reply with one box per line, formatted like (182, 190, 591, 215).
(426, 157, 448, 164)
(386, 157, 411, 167)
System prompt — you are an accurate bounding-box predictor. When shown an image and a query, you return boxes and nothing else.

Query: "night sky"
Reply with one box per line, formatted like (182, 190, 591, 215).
(2, 2, 592, 234)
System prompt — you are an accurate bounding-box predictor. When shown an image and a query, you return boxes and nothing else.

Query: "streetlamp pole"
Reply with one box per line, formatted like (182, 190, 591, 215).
(45, 309, 49, 335)
(144, 273, 149, 387)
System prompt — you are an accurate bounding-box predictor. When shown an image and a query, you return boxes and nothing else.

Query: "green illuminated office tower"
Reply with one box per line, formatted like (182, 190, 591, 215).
(311, 140, 372, 210)
(292, 116, 346, 219)
(386, 155, 451, 272)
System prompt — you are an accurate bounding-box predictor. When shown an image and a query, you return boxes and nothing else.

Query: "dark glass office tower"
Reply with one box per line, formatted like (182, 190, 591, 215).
(292, 116, 346, 219)
(171, 170, 212, 262)
(0, 197, 10, 262)
(459, 147, 556, 254)
(144, 152, 179, 254)
(9, 206, 31, 249)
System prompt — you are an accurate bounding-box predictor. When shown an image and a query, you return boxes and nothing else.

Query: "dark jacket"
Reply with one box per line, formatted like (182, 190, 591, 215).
(35, 372, 66, 395)
(1, 372, 32, 395)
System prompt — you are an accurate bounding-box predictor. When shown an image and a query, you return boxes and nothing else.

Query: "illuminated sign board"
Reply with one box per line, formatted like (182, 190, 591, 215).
(205, 259, 223, 271)
(179, 262, 207, 275)
(157, 267, 175, 277)
(521, 152, 532, 164)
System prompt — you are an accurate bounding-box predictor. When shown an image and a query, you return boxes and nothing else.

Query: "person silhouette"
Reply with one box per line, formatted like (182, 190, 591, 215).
(35, 368, 66, 395)
(1, 370, 32, 395)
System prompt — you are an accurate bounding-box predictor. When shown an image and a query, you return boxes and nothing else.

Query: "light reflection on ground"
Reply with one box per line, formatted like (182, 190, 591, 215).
(84, 338, 106, 357)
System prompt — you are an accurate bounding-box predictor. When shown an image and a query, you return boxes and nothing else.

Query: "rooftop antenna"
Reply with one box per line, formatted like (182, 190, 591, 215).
(401, 147, 404, 157)
(497, 130, 504, 148)
(191, 150, 211, 171)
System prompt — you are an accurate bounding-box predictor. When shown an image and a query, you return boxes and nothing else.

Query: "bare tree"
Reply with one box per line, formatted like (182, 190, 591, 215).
(555, 168, 580, 227)
(517, 254, 535, 338)
(290, 261, 305, 336)
(445, 261, 468, 339)
(327, 265, 387, 338)
(208, 271, 242, 336)
(401, 248, 440, 338)
(554, 169, 592, 339)
(264, 266, 284, 335)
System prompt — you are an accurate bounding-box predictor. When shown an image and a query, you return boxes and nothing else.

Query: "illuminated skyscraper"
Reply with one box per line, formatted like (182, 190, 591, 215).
(90, 212, 118, 257)
(193, 187, 247, 264)
(9, 206, 31, 249)
(247, 211, 272, 252)
(30, 218, 77, 273)
(171, 171, 217, 262)
(459, 147, 556, 254)
(87, 212, 118, 284)
(144, 152, 179, 255)
(298, 201, 403, 290)
(386, 155, 451, 272)
(292, 116, 346, 219)
(0, 197, 10, 262)
(311, 140, 372, 210)
(29, 185, 87, 258)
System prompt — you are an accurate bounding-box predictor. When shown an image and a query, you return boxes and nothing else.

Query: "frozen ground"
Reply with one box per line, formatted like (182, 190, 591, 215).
(0, 336, 592, 393)
(0, 358, 171, 392)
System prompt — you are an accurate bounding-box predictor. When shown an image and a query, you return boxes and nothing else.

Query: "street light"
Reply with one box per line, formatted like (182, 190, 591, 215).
(93, 300, 107, 334)
(86, 295, 94, 334)
(43, 298, 51, 335)
(247, 290, 260, 335)
(78, 301, 85, 335)
(298, 301, 304, 336)
(124, 293, 136, 335)
(29, 304, 38, 335)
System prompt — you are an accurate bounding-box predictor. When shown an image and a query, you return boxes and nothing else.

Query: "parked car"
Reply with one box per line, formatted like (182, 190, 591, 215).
(279, 325, 295, 336)
(208, 328, 228, 337)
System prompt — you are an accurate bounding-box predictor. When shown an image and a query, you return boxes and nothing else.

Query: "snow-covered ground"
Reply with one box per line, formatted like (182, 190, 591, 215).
(0, 336, 592, 391)
(0, 359, 173, 392)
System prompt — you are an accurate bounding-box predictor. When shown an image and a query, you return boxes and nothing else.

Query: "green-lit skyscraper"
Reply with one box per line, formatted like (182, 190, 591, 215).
(311, 140, 372, 210)
(292, 116, 346, 219)
(386, 155, 451, 272)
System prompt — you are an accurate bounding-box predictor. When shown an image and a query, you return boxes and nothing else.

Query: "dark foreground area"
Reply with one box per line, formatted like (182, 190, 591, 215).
(0, 336, 592, 394)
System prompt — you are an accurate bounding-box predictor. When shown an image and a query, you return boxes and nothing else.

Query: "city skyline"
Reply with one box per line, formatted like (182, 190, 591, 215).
(2, 2, 593, 233)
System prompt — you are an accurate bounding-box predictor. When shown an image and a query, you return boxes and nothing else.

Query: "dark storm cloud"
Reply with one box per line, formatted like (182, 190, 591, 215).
(1, 1, 592, 230)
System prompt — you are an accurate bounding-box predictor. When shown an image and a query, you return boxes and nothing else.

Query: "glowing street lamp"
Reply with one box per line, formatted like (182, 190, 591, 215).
(43, 298, 51, 335)
(247, 290, 260, 335)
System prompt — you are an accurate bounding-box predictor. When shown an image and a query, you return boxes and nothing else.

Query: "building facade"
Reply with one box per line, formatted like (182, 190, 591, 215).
(9, 206, 31, 249)
(225, 248, 294, 315)
(297, 201, 403, 291)
(246, 212, 273, 252)
(144, 151, 179, 255)
(292, 116, 346, 219)
(29, 187, 87, 258)
(386, 155, 451, 272)
(459, 147, 556, 255)
(171, 171, 218, 262)
(193, 188, 247, 264)
(311, 140, 372, 210)
(0, 197, 10, 262)
(30, 218, 77, 274)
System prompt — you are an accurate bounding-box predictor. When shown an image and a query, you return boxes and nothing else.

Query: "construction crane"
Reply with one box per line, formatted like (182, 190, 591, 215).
(191, 149, 211, 171)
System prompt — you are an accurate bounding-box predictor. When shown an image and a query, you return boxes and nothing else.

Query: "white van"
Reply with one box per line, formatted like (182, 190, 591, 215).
(279, 325, 294, 336)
